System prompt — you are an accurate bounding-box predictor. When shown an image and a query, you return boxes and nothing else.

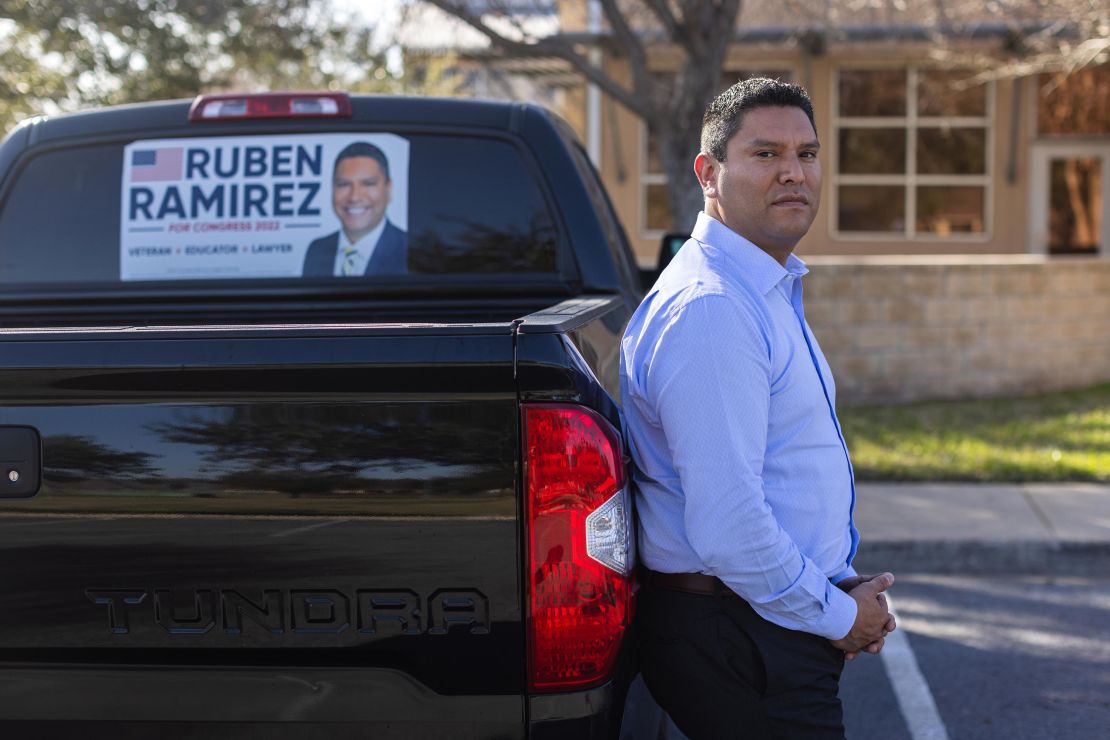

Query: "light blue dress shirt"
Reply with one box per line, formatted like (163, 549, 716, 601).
(620, 212, 860, 641)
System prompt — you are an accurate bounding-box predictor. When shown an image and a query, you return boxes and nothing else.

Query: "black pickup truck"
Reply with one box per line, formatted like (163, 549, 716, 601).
(0, 93, 643, 738)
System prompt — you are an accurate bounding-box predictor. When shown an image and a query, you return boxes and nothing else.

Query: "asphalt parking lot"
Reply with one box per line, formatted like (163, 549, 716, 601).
(843, 574, 1110, 740)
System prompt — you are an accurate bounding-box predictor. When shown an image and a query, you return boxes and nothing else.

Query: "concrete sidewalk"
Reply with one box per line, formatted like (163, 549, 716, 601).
(852, 482, 1110, 575)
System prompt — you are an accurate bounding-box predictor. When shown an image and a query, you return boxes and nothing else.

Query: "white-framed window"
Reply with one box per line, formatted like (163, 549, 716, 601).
(1028, 65, 1110, 256)
(641, 68, 796, 239)
(830, 67, 994, 240)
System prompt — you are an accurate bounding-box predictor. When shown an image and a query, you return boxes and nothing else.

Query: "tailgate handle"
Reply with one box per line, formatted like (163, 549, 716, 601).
(0, 426, 41, 498)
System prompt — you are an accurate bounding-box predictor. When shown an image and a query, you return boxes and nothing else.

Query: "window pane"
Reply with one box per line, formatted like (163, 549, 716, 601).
(918, 71, 987, 117)
(916, 187, 986, 234)
(838, 128, 906, 174)
(1038, 66, 1110, 135)
(839, 70, 906, 117)
(568, 142, 637, 284)
(916, 128, 986, 174)
(1049, 158, 1102, 254)
(646, 184, 672, 232)
(0, 135, 561, 289)
(838, 186, 905, 232)
(647, 124, 663, 174)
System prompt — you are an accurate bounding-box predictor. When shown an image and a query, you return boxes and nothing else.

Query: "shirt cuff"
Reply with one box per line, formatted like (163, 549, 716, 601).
(830, 564, 858, 585)
(811, 581, 858, 641)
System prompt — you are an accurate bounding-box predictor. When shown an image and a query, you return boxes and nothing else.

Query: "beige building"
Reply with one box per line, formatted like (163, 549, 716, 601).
(411, 2, 1110, 401)
(542, 4, 1110, 270)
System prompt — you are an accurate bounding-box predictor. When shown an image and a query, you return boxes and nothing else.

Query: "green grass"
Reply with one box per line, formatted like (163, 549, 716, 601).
(839, 383, 1110, 482)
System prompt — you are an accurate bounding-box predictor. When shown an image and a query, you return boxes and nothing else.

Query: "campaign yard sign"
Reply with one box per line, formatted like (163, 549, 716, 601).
(120, 133, 409, 281)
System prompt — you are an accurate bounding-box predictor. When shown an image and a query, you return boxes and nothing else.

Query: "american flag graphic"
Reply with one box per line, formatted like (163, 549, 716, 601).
(130, 147, 183, 182)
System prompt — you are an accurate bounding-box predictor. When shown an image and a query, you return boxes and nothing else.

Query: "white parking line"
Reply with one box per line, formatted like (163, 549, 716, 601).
(881, 594, 951, 740)
(269, 518, 348, 538)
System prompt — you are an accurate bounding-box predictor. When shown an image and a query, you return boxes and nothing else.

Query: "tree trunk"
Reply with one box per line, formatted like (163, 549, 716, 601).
(649, 1, 743, 235)
(415, 0, 743, 236)
(656, 119, 704, 234)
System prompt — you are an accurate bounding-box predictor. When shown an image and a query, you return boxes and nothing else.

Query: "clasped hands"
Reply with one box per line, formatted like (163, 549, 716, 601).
(829, 572, 897, 661)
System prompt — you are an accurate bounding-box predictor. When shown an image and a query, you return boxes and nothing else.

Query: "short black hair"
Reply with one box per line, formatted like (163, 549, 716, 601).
(700, 77, 817, 161)
(334, 141, 391, 180)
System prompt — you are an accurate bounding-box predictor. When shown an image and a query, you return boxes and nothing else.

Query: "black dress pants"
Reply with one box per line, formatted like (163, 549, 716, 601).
(636, 578, 846, 740)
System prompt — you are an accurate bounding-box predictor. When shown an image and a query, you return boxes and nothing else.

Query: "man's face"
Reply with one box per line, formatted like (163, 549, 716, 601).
(332, 155, 392, 243)
(697, 106, 821, 261)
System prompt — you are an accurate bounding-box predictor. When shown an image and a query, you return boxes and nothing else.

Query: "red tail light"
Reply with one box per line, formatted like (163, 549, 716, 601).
(188, 92, 352, 122)
(523, 404, 633, 692)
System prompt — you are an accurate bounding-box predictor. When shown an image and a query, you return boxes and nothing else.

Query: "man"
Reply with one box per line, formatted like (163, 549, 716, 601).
(302, 141, 407, 276)
(620, 78, 896, 739)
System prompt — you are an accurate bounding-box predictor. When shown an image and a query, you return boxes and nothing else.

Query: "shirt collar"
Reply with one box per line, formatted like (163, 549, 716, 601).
(690, 212, 808, 295)
(342, 218, 387, 253)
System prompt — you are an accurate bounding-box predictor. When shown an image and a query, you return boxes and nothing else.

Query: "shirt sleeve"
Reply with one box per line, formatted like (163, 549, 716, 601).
(645, 293, 857, 640)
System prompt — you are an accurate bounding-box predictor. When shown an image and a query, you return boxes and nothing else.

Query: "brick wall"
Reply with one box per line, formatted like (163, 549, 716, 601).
(802, 256, 1110, 404)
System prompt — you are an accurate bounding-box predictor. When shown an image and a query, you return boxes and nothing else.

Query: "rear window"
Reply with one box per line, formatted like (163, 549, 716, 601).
(0, 132, 560, 291)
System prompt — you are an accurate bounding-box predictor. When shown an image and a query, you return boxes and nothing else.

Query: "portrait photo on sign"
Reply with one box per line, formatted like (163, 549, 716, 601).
(118, 133, 409, 282)
(302, 138, 409, 278)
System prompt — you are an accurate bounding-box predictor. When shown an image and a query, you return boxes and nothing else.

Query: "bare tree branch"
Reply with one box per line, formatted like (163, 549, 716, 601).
(414, 0, 742, 231)
(597, 0, 650, 98)
(405, 0, 733, 232)
(641, 0, 685, 47)
(419, 0, 650, 116)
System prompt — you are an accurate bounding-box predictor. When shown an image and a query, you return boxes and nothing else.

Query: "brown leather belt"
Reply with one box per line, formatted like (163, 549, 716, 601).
(647, 570, 738, 598)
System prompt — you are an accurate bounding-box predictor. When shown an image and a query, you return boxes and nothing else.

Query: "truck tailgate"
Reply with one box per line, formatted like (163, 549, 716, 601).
(0, 323, 524, 736)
